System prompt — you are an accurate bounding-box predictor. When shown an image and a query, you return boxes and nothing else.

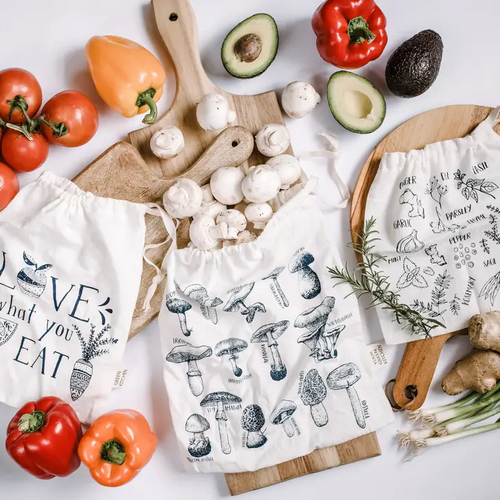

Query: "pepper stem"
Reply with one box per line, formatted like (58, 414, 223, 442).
(136, 88, 159, 125)
(101, 439, 126, 466)
(18, 411, 45, 433)
(348, 16, 376, 44)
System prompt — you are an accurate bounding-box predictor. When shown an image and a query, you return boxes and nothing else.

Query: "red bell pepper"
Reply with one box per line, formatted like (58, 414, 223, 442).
(312, 0, 388, 69)
(5, 396, 82, 479)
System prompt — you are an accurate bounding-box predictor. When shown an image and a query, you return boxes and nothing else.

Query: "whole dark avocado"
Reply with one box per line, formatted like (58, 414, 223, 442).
(385, 30, 443, 98)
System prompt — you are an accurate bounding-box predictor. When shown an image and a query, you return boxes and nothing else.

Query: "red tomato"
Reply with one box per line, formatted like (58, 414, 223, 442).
(0, 162, 19, 211)
(2, 129, 49, 172)
(0, 69, 42, 123)
(41, 91, 99, 147)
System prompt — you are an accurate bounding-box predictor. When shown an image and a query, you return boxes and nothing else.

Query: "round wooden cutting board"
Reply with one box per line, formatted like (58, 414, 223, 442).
(351, 105, 500, 410)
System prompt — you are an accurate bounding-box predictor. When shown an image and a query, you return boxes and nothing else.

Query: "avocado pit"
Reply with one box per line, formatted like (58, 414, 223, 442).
(234, 34, 262, 63)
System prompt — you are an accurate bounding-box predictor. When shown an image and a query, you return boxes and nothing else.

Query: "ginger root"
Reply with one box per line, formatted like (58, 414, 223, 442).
(442, 349, 500, 395)
(469, 311, 500, 353)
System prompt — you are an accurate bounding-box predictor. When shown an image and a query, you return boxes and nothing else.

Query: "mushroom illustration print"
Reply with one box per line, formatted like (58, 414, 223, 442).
(270, 400, 297, 437)
(185, 414, 211, 458)
(200, 391, 242, 455)
(251, 320, 289, 381)
(214, 338, 248, 377)
(166, 344, 212, 397)
(262, 267, 289, 307)
(327, 362, 366, 429)
(223, 283, 266, 323)
(241, 404, 267, 449)
(71, 324, 118, 401)
(289, 251, 321, 299)
(17, 252, 52, 298)
(0, 317, 17, 346)
(183, 284, 223, 324)
(295, 297, 337, 362)
(166, 298, 193, 336)
(301, 369, 328, 427)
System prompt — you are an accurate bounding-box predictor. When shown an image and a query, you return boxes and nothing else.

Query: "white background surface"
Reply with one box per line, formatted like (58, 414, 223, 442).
(0, 0, 499, 498)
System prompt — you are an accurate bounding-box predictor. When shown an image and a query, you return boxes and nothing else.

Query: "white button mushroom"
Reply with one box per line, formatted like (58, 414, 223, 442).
(189, 214, 238, 250)
(268, 183, 304, 211)
(241, 165, 281, 203)
(163, 179, 203, 219)
(201, 184, 215, 204)
(210, 167, 245, 205)
(150, 126, 185, 159)
(222, 230, 257, 247)
(216, 209, 247, 233)
(199, 200, 227, 219)
(245, 203, 273, 230)
(196, 93, 237, 132)
(281, 81, 321, 119)
(266, 154, 301, 189)
(255, 124, 290, 157)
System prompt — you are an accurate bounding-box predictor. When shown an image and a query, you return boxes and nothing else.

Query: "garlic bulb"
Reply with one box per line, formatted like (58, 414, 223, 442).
(396, 229, 425, 253)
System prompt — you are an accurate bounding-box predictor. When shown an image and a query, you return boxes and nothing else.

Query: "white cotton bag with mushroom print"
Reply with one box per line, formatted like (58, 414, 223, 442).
(158, 178, 394, 473)
(0, 172, 151, 422)
(366, 107, 500, 345)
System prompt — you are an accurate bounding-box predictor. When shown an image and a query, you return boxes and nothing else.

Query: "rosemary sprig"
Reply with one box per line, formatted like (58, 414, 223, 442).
(328, 217, 446, 338)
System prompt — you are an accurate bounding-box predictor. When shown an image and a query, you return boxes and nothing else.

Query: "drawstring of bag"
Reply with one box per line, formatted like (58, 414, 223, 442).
(486, 106, 500, 128)
(299, 133, 351, 209)
(142, 203, 178, 312)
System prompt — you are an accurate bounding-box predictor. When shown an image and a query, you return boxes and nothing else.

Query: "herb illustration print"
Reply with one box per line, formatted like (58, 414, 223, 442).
(454, 169, 498, 202)
(396, 258, 428, 290)
(71, 324, 118, 401)
(17, 252, 52, 298)
(0, 317, 18, 346)
(411, 270, 452, 319)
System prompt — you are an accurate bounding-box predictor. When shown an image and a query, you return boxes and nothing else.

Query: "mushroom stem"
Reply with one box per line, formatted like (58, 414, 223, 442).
(310, 402, 329, 427)
(269, 343, 287, 381)
(317, 334, 331, 360)
(246, 430, 267, 449)
(187, 360, 203, 396)
(193, 431, 206, 441)
(178, 312, 192, 337)
(282, 418, 295, 438)
(298, 267, 321, 300)
(246, 302, 265, 323)
(215, 402, 231, 455)
(229, 355, 243, 378)
(272, 278, 289, 307)
(347, 386, 366, 429)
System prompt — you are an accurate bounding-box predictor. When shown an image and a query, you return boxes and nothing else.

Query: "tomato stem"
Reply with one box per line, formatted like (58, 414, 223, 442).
(136, 88, 158, 125)
(38, 116, 69, 138)
(101, 439, 126, 466)
(8, 95, 39, 134)
(5, 123, 33, 140)
(18, 411, 45, 433)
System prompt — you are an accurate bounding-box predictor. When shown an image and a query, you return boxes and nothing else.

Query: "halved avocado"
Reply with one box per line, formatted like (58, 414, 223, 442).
(327, 71, 386, 134)
(222, 13, 279, 79)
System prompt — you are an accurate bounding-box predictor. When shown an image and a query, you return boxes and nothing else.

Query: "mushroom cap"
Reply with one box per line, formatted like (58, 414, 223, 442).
(241, 404, 265, 432)
(327, 362, 361, 390)
(250, 320, 289, 344)
(217, 209, 247, 233)
(163, 178, 203, 219)
(183, 284, 209, 303)
(301, 369, 327, 406)
(185, 413, 210, 433)
(210, 167, 245, 205)
(324, 324, 346, 338)
(270, 399, 297, 424)
(166, 298, 192, 314)
(200, 391, 242, 407)
(289, 251, 315, 273)
(166, 344, 213, 363)
(214, 337, 248, 357)
(223, 283, 255, 312)
(262, 266, 285, 281)
(297, 328, 320, 350)
(294, 297, 336, 332)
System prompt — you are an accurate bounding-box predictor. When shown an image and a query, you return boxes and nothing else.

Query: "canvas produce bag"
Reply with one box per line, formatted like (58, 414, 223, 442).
(158, 179, 394, 473)
(366, 107, 500, 345)
(0, 172, 148, 422)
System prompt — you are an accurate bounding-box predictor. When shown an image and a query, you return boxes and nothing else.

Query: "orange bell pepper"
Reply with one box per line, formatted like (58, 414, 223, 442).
(78, 409, 157, 487)
(85, 36, 166, 124)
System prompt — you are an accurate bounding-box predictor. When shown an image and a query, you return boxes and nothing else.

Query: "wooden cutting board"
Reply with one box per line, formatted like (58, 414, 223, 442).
(351, 105, 500, 410)
(72, 0, 381, 493)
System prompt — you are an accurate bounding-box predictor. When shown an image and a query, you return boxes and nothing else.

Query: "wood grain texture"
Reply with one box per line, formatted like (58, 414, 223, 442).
(74, 0, 380, 490)
(225, 433, 381, 495)
(351, 105, 499, 410)
(73, 126, 255, 339)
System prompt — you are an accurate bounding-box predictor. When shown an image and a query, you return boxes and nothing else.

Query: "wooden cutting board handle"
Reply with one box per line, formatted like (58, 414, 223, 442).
(151, 0, 212, 100)
(392, 333, 455, 410)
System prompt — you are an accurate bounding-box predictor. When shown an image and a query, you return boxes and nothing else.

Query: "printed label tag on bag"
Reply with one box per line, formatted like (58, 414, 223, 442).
(113, 367, 128, 390)
(366, 342, 389, 371)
